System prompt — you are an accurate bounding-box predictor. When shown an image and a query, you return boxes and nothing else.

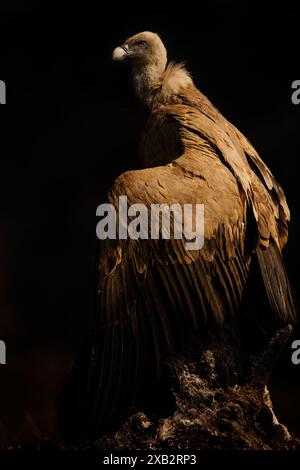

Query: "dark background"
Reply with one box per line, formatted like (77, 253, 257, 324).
(0, 0, 299, 447)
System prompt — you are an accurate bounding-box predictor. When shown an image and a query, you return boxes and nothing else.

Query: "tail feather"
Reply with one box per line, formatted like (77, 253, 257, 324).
(257, 244, 296, 325)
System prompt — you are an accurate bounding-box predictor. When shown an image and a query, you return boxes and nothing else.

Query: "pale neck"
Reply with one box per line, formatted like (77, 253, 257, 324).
(131, 63, 165, 105)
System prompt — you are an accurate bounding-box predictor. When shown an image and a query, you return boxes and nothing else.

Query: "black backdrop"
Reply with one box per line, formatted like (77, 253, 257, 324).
(0, 0, 299, 446)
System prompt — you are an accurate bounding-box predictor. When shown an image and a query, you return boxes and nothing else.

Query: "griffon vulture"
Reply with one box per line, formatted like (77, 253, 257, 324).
(58, 32, 296, 442)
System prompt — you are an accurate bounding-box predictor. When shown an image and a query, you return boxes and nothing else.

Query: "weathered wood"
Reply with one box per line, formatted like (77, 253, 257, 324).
(96, 323, 299, 450)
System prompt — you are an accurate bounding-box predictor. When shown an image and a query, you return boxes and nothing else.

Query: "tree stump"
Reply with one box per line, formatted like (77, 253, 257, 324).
(95, 323, 299, 450)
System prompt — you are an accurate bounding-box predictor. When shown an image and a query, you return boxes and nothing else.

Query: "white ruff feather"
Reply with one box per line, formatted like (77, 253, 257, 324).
(161, 62, 193, 97)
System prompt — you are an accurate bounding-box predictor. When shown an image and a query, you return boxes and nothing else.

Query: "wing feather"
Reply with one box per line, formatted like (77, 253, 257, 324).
(58, 73, 296, 442)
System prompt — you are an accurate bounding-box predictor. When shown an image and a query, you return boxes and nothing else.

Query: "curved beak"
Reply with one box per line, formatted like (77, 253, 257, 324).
(112, 44, 129, 61)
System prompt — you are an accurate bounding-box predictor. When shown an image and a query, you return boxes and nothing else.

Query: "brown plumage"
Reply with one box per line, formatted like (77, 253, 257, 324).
(58, 32, 296, 442)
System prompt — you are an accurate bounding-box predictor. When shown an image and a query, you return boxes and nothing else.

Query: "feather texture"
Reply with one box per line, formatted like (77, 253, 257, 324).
(58, 33, 296, 442)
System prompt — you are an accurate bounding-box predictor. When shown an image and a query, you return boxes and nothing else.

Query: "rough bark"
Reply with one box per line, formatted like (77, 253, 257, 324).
(95, 323, 300, 450)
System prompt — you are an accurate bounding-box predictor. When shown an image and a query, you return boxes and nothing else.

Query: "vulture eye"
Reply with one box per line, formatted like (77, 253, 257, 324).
(135, 40, 148, 48)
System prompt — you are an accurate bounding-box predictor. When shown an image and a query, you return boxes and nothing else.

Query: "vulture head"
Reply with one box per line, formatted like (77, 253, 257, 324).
(112, 31, 173, 102)
(112, 31, 167, 69)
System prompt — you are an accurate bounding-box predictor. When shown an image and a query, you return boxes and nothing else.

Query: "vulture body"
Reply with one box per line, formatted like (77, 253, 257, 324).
(58, 32, 296, 442)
